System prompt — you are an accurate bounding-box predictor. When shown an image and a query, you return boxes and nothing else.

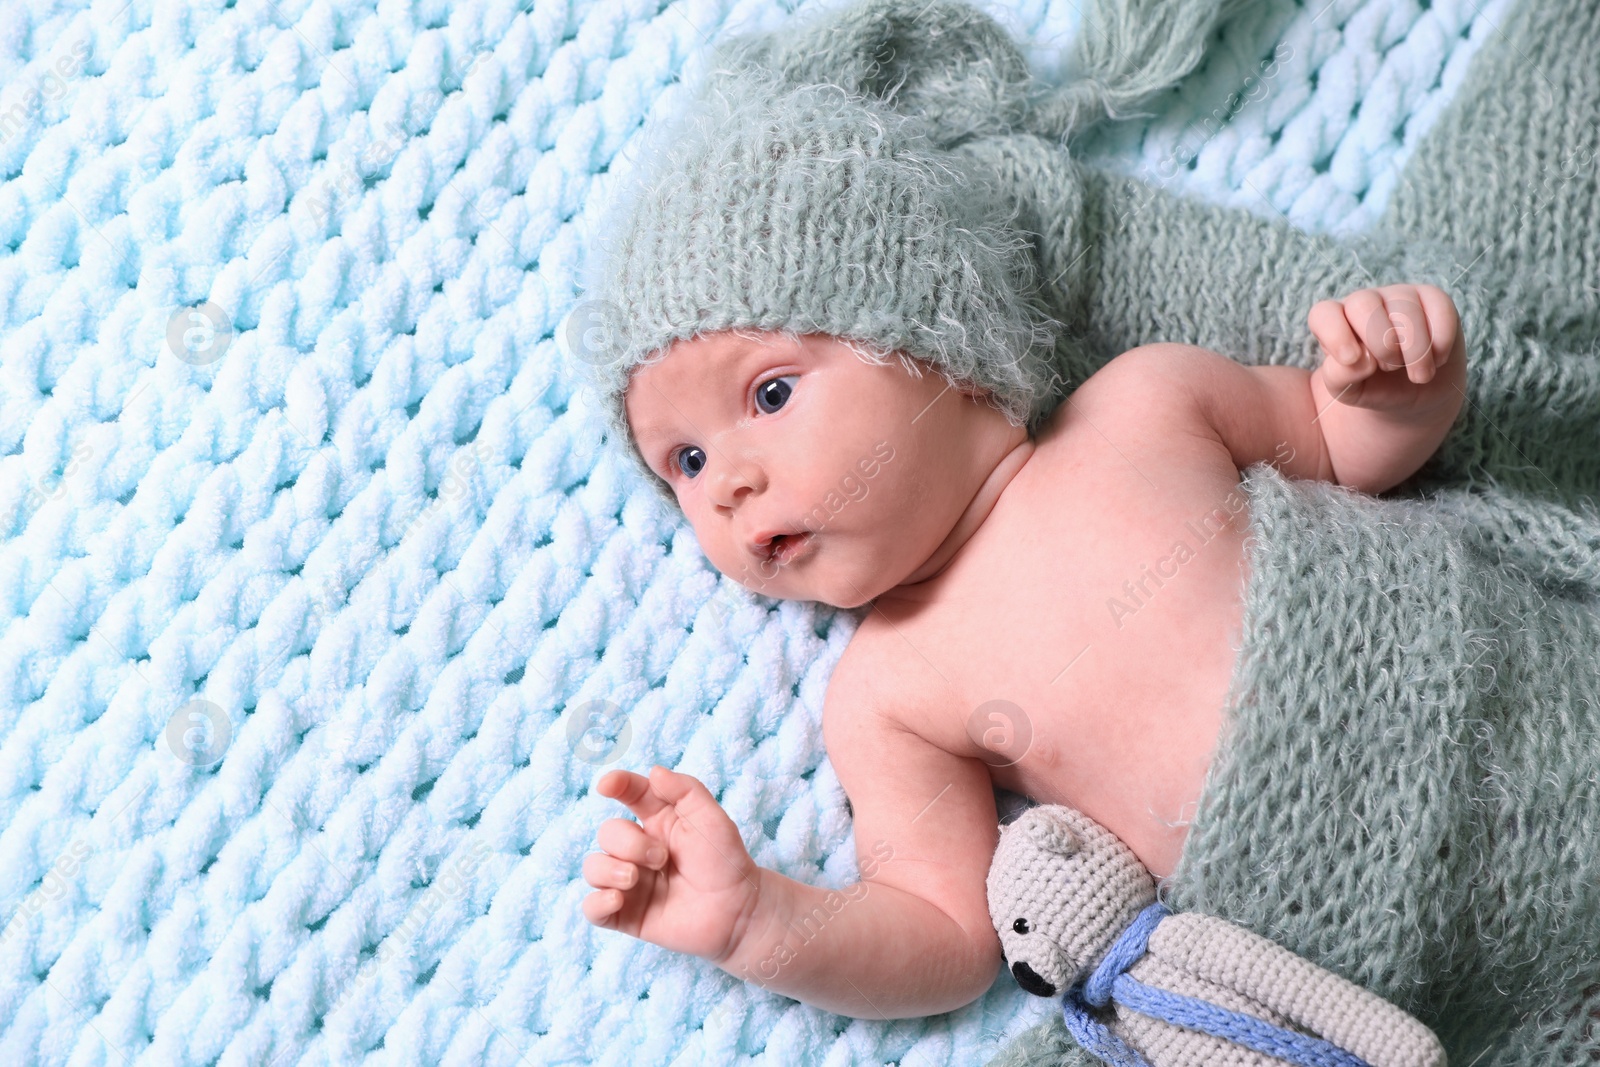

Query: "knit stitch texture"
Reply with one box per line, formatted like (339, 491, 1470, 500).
(575, 0, 1297, 497)
(0, 0, 1529, 1064)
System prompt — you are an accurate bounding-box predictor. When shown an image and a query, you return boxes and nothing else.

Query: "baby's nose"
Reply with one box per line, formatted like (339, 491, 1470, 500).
(705, 453, 765, 508)
(1011, 960, 1056, 998)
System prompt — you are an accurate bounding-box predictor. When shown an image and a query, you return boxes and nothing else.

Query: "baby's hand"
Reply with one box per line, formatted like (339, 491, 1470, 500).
(582, 765, 765, 964)
(1308, 284, 1465, 414)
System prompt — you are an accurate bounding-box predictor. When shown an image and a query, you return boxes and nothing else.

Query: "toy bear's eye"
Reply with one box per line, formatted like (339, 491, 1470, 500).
(1012, 918, 1030, 934)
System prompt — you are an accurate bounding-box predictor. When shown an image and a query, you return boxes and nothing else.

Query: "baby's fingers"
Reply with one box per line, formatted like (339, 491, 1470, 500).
(597, 816, 670, 871)
(583, 850, 643, 893)
(1342, 289, 1408, 373)
(595, 768, 671, 823)
(582, 886, 630, 927)
(1309, 299, 1369, 372)
(1315, 343, 1372, 402)
(1373, 285, 1437, 384)
(581, 846, 654, 933)
(1415, 284, 1460, 368)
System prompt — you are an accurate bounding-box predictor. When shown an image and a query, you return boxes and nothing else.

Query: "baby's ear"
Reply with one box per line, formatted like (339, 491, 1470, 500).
(705, 0, 1034, 147)
(1020, 806, 1082, 856)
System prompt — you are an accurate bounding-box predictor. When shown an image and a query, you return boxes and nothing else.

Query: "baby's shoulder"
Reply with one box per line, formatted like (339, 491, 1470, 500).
(823, 611, 945, 731)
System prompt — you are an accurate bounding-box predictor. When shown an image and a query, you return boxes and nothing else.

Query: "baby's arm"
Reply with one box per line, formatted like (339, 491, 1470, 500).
(1106, 284, 1467, 494)
(716, 644, 1004, 1017)
(583, 639, 1004, 1019)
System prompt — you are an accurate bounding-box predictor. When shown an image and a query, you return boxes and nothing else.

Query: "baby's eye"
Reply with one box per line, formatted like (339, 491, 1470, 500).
(675, 445, 707, 478)
(1012, 918, 1031, 935)
(755, 375, 799, 414)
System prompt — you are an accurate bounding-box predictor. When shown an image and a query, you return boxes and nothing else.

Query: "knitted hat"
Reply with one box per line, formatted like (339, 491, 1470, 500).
(567, 0, 1256, 497)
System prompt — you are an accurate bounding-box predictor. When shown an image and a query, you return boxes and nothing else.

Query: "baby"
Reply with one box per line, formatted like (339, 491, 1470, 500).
(581, 293, 1465, 1019)
(568, 0, 1470, 1025)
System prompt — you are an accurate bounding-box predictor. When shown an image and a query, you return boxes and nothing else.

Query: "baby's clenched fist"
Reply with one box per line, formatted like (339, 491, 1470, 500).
(1308, 283, 1465, 414)
(583, 765, 767, 966)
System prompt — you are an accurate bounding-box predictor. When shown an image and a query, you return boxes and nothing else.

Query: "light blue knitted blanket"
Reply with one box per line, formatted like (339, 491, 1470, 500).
(0, 0, 1514, 1063)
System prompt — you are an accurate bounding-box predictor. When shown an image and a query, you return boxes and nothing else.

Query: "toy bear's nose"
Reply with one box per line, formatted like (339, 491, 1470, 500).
(1011, 960, 1056, 998)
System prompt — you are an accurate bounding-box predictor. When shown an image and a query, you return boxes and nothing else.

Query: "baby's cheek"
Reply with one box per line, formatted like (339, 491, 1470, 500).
(684, 518, 739, 580)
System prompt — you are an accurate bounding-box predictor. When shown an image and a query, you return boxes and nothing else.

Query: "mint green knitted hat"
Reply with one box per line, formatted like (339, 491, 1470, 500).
(569, 0, 1253, 494)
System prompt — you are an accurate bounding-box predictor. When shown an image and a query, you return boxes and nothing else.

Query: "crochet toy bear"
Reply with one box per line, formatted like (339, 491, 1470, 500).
(988, 804, 1448, 1067)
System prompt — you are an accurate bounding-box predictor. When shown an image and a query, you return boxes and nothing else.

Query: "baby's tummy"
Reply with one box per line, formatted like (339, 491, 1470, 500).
(963, 489, 1255, 879)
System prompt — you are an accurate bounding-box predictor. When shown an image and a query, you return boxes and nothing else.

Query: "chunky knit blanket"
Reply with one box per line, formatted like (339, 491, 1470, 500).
(0, 0, 1550, 1065)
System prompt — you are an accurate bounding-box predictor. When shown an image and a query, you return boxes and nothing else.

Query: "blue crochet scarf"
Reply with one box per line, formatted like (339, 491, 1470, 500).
(1060, 904, 1374, 1067)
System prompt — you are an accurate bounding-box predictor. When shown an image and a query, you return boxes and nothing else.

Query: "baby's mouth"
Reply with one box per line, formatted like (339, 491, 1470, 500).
(763, 531, 813, 566)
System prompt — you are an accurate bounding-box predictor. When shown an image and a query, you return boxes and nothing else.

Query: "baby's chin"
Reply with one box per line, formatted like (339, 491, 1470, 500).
(727, 557, 904, 611)
(797, 578, 877, 611)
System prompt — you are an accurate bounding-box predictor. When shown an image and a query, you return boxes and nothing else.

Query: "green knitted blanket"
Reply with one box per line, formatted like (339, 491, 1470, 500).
(976, 0, 1600, 1062)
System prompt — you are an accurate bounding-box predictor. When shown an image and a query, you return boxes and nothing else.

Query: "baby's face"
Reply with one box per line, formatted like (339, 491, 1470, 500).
(624, 330, 991, 608)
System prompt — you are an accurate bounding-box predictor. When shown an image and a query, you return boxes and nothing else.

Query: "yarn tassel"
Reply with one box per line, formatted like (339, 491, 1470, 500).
(1024, 0, 1263, 144)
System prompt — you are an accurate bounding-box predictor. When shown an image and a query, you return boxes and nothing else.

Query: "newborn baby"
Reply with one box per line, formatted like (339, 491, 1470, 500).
(581, 284, 1466, 1019)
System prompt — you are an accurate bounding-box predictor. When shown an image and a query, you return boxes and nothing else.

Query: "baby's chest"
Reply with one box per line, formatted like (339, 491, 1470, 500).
(860, 438, 1256, 862)
(888, 481, 1250, 744)
(886, 574, 1240, 784)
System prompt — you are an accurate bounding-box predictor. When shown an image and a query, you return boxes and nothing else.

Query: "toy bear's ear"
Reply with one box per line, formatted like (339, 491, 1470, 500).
(1020, 807, 1082, 856)
(702, 0, 1034, 148)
